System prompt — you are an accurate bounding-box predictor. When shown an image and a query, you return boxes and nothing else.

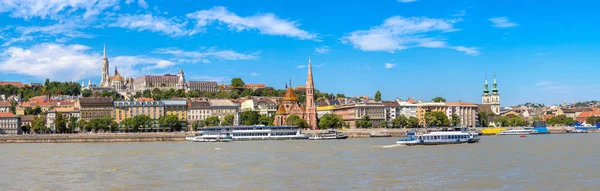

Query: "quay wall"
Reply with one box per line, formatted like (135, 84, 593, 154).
(0, 133, 187, 143)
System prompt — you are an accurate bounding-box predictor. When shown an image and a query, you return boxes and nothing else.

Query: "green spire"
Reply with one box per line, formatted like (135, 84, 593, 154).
(492, 73, 499, 94)
(483, 74, 489, 95)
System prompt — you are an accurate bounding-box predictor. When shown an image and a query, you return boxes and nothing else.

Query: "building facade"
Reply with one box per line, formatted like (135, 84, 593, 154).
(46, 108, 80, 132)
(0, 112, 21, 134)
(416, 102, 447, 127)
(187, 81, 218, 92)
(187, 101, 211, 122)
(244, 84, 266, 90)
(332, 102, 385, 129)
(0, 101, 10, 113)
(382, 101, 400, 126)
(273, 58, 317, 129)
(481, 74, 500, 115)
(77, 97, 114, 121)
(209, 99, 240, 125)
(113, 100, 165, 127)
(446, 101, 478, 127)
(397, 100, 418, 118)
(240, 98, 277, 116)
(316, 106, 334, 118)
(133, 74, 181, 92)
(163, 100, 187, 120)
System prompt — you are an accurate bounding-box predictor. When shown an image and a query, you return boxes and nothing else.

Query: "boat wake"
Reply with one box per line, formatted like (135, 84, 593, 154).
(381, 144, 404, 148)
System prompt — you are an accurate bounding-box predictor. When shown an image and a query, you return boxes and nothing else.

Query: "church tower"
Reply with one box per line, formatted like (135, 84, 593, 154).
(176, 68, 187, 90)
(481, 75, 490, 104)
(100, 44, 109, 87)
(490, 73, 500, 115)
(305, 57, 317, 130)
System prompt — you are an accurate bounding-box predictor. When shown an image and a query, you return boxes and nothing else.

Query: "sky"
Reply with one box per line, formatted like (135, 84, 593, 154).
(0, 0, 599, 106)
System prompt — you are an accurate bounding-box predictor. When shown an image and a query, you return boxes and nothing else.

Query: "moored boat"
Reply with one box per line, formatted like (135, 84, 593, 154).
(497, 129, 537, 135)
(187, 132, 232, 142)
(395, 128, 480, 146)
(197, 125, 309, 141)
(309, 129, 348, 140)
(370, 131, 392, 138)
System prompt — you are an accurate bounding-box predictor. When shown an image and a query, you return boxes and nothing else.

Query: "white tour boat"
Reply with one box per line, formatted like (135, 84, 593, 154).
(497, 128, 537, 135)
(308, 129, 348, 140)
(192, 125, 309, 141)
(187, 132, 233, 142)
(396, 128, 480, 146)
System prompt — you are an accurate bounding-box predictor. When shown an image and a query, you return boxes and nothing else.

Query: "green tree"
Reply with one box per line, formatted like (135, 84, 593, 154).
(121, 118, 136, 132)
(82, 89, 93, 97)
(494, 116, 509, 127)
(68, 116, 77, 133)
(318, 114, 344, 129)
(32, 116, 46, 134)
(221, 115, 235, 126)
(134, 91, 142, 99)
(374, 90, 382, 102)
(158, 115, 182, 132)
(240, 110, 260, 125)
(9, 101, 17, 114)
(336, 93, 346, 98)
(109, 121, 119, 132)
(391, 115, 408, 128)
(191, 120, 200, 131)
(547, 115, 576, 126)
(586, 116, 600, 125)
(286, 114, 308, 128)
(142, 89, 152, 98)
(202, 116, 220, 127)
(22, 124, 32, 134)
(241, 88, 254, 97)
(356, 115, 373, 128)
(451, 114, 461, 127)
(54, 112, 67, 133)
(407, 116, 419, 128)
(258, 115, 272, 126)
(425, 111, 450, 127)
(231, 78, 245, 88)
(76, 120, 87, 132)
(432, 97, 446, 102)
(133, 115, 153, 132)
(478, 112, 489, 127)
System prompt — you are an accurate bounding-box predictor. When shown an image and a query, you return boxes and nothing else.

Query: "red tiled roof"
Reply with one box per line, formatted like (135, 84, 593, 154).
(137, 98, 154, 102)
(562, 108, 593, 113)
(0, 112, 16, 117)
(0, 81, 24, 87)
(382, 101, 400, 107)
(577, 111, 600, 118)
(0, 102, 10, 107)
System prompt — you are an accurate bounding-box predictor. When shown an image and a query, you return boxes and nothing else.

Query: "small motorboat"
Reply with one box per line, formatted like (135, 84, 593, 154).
(520, 134, 527, 138)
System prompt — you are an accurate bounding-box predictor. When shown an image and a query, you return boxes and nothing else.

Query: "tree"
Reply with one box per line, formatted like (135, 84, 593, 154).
(547, 115, 576, 126)
(494, 116, 509, 127)
(478, 112, 489, 127)
(258, 115, 272, 126)
(54, 112, 67, 133)
(391, 115, 408, 128)
(451, 114, 461, 127)
(221, 115, 235, 126)
(9, 101, 17, 114)
(425, 111, 449, 127)
(134, 91, 142, 99)
(22, 124, 32, 134)
(286, 114, 308, 128)
(240, 110, 260, 125)
(407, 116, 419, 128)
(158, 115, 182, 132)
(76, 120, 88, 132)
(374, 90, 382, 102)
(586, 116, 600, 125)
(336, 93, 346, 98)
(191, 120, 200, 131)
(109, 121, 119, 132)
(32, 116, 46, 134)
(231, 78, 245, 88)
(142, 89, 152, 98)
(202, 116, 220, 127)
(133, 115, 153, 132)
(432, 97, 446, 102)
(121, 118, 136, 132)
(82, 89, 93, 97)
(318, 114, 344, 129)
(356, 115, 373, 128)
(68, 116, 77, 133)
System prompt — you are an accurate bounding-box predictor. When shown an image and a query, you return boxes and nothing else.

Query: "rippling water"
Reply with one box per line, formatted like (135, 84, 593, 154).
(1, 134, 599, 191)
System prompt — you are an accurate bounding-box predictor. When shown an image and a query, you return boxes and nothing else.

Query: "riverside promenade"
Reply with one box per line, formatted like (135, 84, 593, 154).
(0, 132, 187, 143)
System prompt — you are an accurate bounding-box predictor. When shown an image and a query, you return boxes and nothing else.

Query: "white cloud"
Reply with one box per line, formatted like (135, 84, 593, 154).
(111, 14, 196, 37)
(153, 48, 258, 63)
(297, 63, 325, 69)
(1, 36, 33, 47)
(296, 65, 306, 69)
(315, 46, 330, 54)
(489, 17, 518, 28)
(0, 43, 176, 81)
(188, 75, 229, 83)
(0, 0, 119, 20)
(384, 63, 397, 69)
(397, 0, 417, 3)
(453, 10, 467, 17)
(125, 0, 135, 4)
(138, 0, 148, 9)
(452, 46, 480, 56)
(251, 72, 260, 76)
(186, 6, 317, 40)
(536, 81, 554, 86)
(341, 16, 478, 55)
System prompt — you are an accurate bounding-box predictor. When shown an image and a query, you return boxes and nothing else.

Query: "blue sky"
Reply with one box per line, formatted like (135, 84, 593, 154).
(1, 0, 599, 106)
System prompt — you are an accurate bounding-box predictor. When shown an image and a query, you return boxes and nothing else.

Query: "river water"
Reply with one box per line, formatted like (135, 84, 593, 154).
(0, 134, 599, 191)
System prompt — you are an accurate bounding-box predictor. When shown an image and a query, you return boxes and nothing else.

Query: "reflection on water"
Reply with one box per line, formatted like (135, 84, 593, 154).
(1, 134, 599, 190)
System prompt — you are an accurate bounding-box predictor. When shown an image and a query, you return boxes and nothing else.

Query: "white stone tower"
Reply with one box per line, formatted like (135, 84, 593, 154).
(100, 44, 109, 87)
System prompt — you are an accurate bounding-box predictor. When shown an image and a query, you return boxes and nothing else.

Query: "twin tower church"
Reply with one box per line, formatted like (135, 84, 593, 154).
(481, 74, 501, 115)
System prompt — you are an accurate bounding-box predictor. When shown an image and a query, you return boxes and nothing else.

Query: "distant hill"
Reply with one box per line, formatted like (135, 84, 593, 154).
(569, 101, 600, 108)
(513, 102, 545, 108)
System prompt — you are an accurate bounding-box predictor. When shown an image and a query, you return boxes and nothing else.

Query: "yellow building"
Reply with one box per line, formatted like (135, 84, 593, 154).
(163, 100, 187, 120)
(416, 102, 447, 127)
(113, 101, 165, 127)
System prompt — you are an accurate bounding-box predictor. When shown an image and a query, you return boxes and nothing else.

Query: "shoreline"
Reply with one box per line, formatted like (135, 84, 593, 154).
(1, 127, 596, 143)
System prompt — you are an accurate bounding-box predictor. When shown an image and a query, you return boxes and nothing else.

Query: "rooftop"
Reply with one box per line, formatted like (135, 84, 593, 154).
(209, 99, 237, 107)
(79, 97, 114, 104)
(0, 112, 16, 118)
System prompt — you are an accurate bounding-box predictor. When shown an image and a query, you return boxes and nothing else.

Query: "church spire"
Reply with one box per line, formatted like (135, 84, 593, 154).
(492, 73, 499, 94)
(103, 44, 107, 59)
(114, 65, 118, 75)
(483, 74, 489, 95)
(307, 56, 313, 87)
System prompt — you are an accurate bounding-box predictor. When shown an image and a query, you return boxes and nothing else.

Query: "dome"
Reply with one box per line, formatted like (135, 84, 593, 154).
(282, 87, 298, 101)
